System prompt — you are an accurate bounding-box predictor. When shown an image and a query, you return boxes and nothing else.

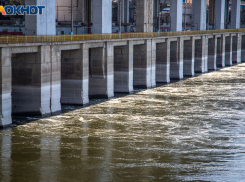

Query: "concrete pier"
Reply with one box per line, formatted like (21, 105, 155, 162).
(170, 38, 183, 79)
(133, 40, 155, 88)
(114, 42, 133, 93)
(208, 36, 217, 70)
(216, 35, 226, 68)
(225, 36, 233, 66)
(232, 34, 241, 64)
(156, 39, 170, 83)
(183, 37, 195, 76)
(0, 30, 245, 127)
(195, 36, 207, 73)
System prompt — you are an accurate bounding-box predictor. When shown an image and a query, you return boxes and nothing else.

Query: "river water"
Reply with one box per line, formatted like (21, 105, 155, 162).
(1, 63, 245, 182)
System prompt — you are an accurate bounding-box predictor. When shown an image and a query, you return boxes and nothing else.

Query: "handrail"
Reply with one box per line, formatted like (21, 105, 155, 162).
(0, 29, 244, 44)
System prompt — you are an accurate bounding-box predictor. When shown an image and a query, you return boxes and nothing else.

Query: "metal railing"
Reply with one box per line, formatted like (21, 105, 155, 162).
(0, 29, 245, 44)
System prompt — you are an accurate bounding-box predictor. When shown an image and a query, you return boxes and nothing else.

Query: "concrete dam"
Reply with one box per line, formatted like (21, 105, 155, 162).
(0, 29, 245, 127)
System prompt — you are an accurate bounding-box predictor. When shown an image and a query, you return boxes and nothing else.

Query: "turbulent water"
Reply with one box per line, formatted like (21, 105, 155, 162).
(1, 63, 245, 182)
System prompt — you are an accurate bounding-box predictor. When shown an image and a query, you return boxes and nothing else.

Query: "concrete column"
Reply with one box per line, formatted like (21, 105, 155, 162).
(195, 36, 207, 73)
(225, 36, 233, 66)
(241, 35, 245, 62)
(192, 0, 207, 30)
(215, 0, 225, 29)
(135, 0, 153, 32)
(0, 48, 12, 127)
(216, 35, 225, 67)
(232, 34, 241, 64)
(89, 45, 114, 98)
(92, 0, 112, 33)
(183, 37, 195, 76)
(0, 130, 11, 180)
(114, 41, 134, 93)
(77, 0, 85, 22)
(51, 46, 61, 114)
(133, 40, 154, 88)
(156, 39, 170, 83)
(105, 42, 114, 98)
(170, 0, 183, 31)
(25, 0, 56, 35)
(170, 38, 183, 79)
(208, 36, 217, 70)
(230, 0, 241, 29)
(123, 0, 129, 24)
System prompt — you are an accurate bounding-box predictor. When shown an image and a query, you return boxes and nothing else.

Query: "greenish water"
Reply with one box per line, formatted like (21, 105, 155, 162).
(1, 63, 245, 182)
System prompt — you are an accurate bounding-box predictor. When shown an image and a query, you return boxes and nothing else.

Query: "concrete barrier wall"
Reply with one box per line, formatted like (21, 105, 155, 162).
(0, 32, 244, 127)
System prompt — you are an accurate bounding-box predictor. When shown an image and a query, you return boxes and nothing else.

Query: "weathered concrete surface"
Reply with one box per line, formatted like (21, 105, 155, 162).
(114, 41, 134, 93)
(225, 36, 233, 66)
(183, 37, 195, 75)
(195, 36, 207, 73)
(156, 39, 170, 83)
(208, 36, 217, 70)
(216, 35, 225, 68)
(215, 0, 225, 29)
(232, 34, 241, 64)
(61, 49, 84, 104)
(12, 46, 52, 116)
(133, 40, 155, 88)
(0, 48, 12, 127)
(135, 0, 153, 32)
(170, 39, 183, 79)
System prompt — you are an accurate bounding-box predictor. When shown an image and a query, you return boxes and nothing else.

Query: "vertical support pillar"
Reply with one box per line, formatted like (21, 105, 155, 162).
(136, 0, 153, 32)
(193, 0, 207, 30)
(232, 33, 242, 64)
(133, 40, 153, 88)
(195, 36, 207, 73)
(170, 38, 183, 79)
(241, 35, 245, 62)
(25, 0, 56, 35)
(82, 44, 89, 104)
(114, 41, 134, 93)
(183, 37, 195, 76)
(51, 45, 61, 114)
(123, 0, 130, 24)
(151, 40, 156, 87)
(215, 0, 225, 29)
(225, 36, 233, 66)
(0, 48, 12, 127)
(170, 0, 183, 31)
(208, 36, 217, 70)
(39, 46, 52, 115)
(156, 39, 170, 83)
(230, 0, 241, 29)
(106, 42, 114, 98)
(216, 34, 226, 67)
(92, 0, 112, 33)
